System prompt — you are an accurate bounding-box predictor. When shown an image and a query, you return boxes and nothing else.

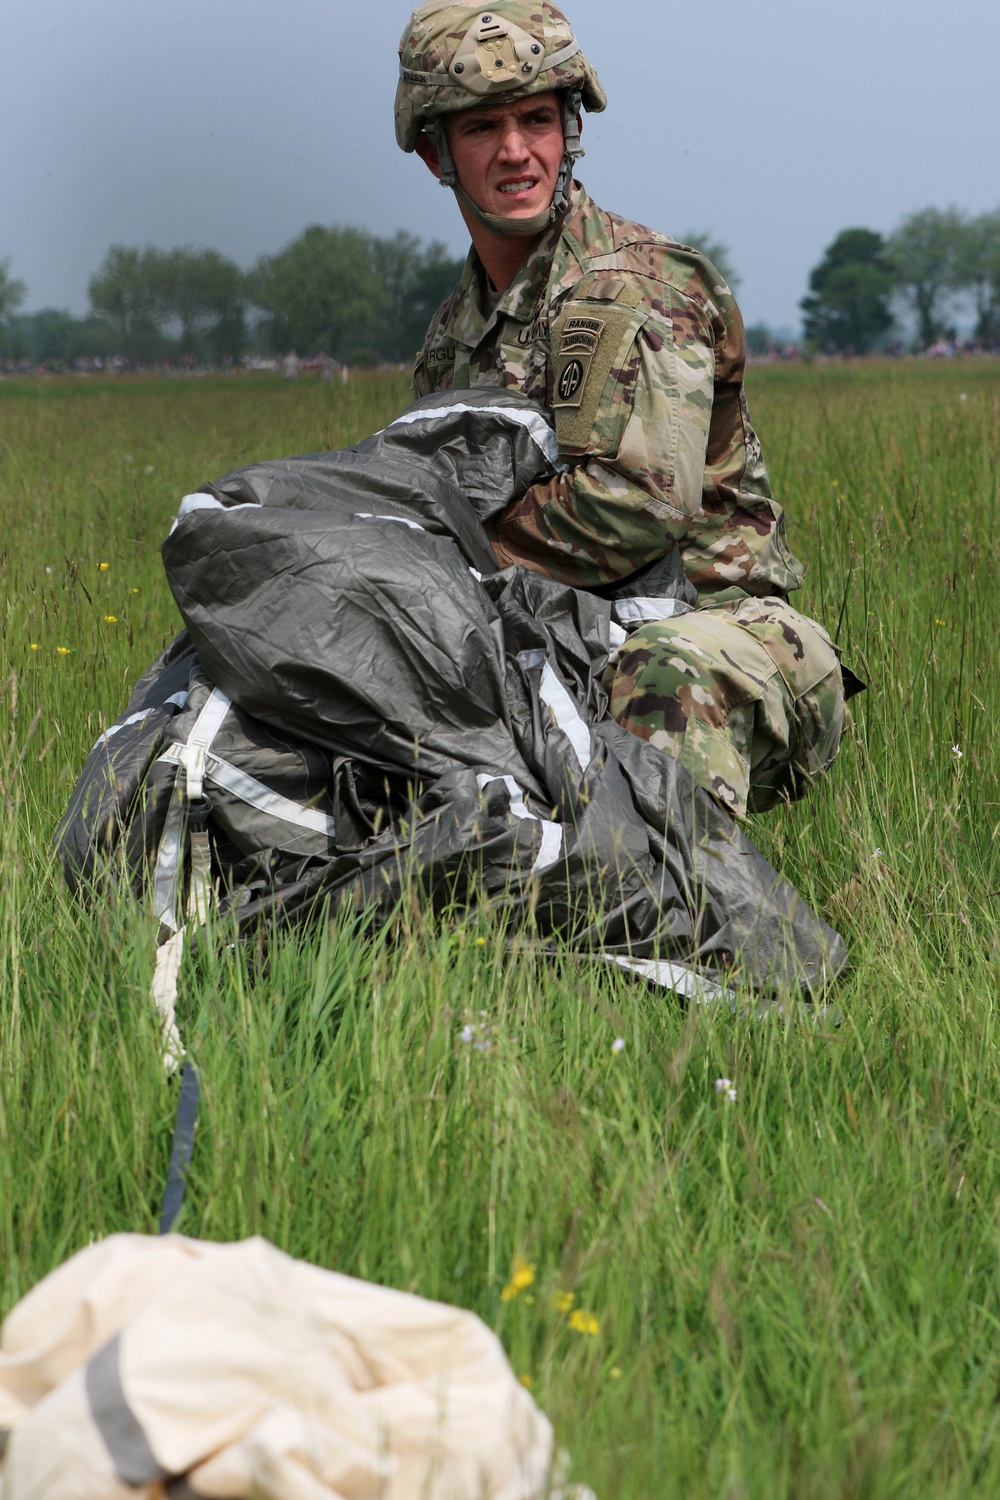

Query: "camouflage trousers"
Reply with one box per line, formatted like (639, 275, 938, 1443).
(602, 595, 845, 817)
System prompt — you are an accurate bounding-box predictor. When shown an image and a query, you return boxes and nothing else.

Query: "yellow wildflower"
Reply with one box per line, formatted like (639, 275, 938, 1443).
(553, 1290, 574, 1313)
(568, 1308, 600, 1337)
(98, 562, 110, 572)
(132, 587, 140, 594)
(500, 1258, 535, 1302)
(610, 1366, 622, 1379)
(29, 643, 39, 651)
(475, 936, 487, 946)
(518, 1373, 534, 1389)
(103, 615, 118, 624)
(56, 646, 72, 656)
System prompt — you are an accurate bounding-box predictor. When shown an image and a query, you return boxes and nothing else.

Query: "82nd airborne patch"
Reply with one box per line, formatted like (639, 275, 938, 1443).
(548, 299, 642, 456)
(552, 314, 605, 408)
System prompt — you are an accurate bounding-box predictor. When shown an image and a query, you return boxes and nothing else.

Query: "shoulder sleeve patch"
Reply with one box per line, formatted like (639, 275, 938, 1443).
(549, 300, 646, 458)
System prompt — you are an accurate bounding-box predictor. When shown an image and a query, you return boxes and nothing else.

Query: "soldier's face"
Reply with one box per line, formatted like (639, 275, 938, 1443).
(443, 92, 566, 223)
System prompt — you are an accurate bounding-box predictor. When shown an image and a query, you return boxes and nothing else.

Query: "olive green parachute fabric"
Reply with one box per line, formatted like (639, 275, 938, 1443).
(56, 390, 846, 995)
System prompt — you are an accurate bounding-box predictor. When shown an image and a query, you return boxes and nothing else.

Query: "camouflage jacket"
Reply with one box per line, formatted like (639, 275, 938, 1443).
(413, 184, 805, 598)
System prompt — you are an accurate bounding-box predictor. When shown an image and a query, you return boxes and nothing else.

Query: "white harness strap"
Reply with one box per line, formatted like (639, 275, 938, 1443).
(157, 743, 339, 838)
(148, 688, 232, 1066)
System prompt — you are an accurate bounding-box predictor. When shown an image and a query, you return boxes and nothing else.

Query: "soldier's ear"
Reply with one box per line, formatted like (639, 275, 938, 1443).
(415, 132, 443, 179)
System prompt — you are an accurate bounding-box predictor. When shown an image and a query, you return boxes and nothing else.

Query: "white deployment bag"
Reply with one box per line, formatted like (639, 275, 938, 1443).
(0, 1234, 593, 1500)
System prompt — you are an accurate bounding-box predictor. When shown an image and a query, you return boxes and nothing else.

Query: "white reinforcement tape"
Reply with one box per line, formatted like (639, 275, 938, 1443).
(387, 402, 562, 468)
(476, 772, 563, 875)
(538, 663, 592, 774)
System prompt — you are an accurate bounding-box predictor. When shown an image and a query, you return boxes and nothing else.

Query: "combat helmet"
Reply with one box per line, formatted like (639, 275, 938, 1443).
(396, 0, 606, 237)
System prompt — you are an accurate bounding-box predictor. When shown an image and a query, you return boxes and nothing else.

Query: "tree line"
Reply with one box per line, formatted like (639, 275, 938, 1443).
(799, 206, 1000, 354)
(1, 205, 997, 369)
(0, 229, 465, 369)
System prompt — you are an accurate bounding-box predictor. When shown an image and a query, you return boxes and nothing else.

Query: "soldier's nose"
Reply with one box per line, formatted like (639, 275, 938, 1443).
(498, 125, 530, 160)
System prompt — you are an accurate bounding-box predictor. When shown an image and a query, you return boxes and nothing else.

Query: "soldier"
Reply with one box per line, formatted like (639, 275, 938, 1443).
(396, 0, 854, 817)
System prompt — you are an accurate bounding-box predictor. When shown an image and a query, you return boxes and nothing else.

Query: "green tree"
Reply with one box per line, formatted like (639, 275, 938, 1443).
(157, 247, 246, 362)
(19, 309, 79, 367)
(367, 232, 464, 363)
(953, 209, 1000, 347)
(251, 227, 387, 360)
(888, 207, 964, 349)
(369, 230, 423, 362)
(87, 245, 166, 363)
(745, 322, 774, 356)
(0, 258, 27, 356)
(800, 228, 895, 353)
(9, 309, 120, 366)
(0, 258, 26, 323)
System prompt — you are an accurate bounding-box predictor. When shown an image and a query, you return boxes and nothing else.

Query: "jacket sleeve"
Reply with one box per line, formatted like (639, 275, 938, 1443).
(489, 270, 804, 599)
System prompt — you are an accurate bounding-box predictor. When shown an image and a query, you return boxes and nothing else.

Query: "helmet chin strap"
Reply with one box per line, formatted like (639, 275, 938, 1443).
(429, 91, 583, 240)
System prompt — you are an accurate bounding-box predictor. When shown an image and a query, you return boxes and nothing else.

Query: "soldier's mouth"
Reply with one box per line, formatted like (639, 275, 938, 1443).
(498, 179, 536, 194)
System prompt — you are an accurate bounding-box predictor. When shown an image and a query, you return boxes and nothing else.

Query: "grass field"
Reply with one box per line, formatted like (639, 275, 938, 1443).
(2, 360, 1000, 1497)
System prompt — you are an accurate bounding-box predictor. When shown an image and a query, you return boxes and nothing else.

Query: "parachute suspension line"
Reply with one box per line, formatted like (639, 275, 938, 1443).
(149, 686, 230, 1067)
(148, 686, 231, 1233)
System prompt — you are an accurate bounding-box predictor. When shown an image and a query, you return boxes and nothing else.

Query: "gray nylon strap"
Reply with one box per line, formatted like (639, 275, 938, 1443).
(540, 38, 580, 71)
(454, 182, 556, 236)
(158, 742, 338, 838)
(165, 1475, 200, 1499)
(152, 687, 231, 930)
(159, 1059, 200, 1234)
(151, 786, 187, 932)
(85, 1335, 166, 1485)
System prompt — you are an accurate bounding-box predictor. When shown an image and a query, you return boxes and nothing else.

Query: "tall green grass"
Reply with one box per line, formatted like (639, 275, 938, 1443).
(2, 362, 1000, 1497)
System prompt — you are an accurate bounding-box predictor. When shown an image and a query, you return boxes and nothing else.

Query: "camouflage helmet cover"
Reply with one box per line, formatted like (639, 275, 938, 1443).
(395, 0, 607, 153)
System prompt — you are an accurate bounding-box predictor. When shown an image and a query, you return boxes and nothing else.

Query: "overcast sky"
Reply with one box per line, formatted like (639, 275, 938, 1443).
(5, 0, 998, 335)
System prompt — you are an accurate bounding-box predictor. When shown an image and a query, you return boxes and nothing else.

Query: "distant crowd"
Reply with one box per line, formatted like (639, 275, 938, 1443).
(4, 343, 999, 380)
(746, 333, 999, 365)
(0, 352, 373, 379)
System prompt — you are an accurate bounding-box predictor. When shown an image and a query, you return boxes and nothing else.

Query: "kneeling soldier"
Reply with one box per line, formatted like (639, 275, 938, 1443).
(397, 0, 852, 816)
